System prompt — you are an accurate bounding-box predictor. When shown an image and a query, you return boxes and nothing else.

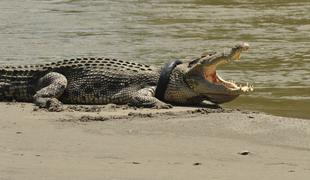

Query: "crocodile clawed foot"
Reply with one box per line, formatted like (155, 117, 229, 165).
(35, 97, 64, 112)
(152, 102, 173, 109)
(45, 98, 64, 112)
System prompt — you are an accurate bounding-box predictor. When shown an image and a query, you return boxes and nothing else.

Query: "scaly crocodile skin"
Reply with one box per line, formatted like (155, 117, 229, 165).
(0, 43, 251, 110)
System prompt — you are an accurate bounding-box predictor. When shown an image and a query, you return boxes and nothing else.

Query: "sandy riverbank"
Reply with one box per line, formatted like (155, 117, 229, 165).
(0, 102, 309, 180)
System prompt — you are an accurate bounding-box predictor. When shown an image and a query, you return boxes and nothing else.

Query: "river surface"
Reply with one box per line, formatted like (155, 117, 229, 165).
(0, 0, 309, 119)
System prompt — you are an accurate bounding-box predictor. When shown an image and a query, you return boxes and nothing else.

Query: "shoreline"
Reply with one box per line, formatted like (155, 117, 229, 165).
(1, 102, 310, 180)
(223, 97, 310, 120)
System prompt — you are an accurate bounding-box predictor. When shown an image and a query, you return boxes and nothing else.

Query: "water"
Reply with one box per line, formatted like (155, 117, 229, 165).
(0, 0, 309, 119)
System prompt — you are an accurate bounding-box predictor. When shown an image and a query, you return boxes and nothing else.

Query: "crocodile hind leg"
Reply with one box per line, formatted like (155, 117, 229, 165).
(33, 72, 67, 111)
(129, 86, 172, 109)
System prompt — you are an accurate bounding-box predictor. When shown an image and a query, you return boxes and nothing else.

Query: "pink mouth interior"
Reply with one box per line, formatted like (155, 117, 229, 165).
(204, 69, 237, 89)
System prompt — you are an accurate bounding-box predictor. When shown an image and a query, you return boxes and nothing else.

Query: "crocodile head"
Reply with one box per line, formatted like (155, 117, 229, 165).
(184, 42, 253, 104)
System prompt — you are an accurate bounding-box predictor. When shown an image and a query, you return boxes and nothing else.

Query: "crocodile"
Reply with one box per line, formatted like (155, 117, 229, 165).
(0, 42, 253, 111)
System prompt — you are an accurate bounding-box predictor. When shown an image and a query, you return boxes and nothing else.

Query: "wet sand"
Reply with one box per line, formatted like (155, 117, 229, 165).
(1, 102, 310, 180)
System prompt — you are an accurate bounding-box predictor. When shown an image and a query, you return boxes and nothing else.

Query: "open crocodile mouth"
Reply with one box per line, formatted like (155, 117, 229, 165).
(186, 42, 253, 104)
(203, 57, 253, 93)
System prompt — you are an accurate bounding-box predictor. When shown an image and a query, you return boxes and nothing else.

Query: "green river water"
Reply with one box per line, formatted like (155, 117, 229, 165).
(0, 0, 309, 119)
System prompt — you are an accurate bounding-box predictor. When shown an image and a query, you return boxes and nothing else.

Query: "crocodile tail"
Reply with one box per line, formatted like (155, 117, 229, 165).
(0, 68, 10, 91)
(0, 67, 28, 101)
(0, 82, 8, 100)
(0, 68, 10, 99)
(0, 69, 5, 97)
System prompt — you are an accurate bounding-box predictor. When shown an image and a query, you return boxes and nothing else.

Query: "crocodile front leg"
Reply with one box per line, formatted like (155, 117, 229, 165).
(129, 86, 172, 109)
(33, 72, 67, 111)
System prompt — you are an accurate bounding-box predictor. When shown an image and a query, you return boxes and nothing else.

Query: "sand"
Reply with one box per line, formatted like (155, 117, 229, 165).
(0, 102, 309, 180)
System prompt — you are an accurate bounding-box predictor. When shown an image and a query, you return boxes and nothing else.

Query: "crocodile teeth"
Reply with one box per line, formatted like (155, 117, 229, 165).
(229, 80, 236, 84)
(237, 83, 254, 92)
